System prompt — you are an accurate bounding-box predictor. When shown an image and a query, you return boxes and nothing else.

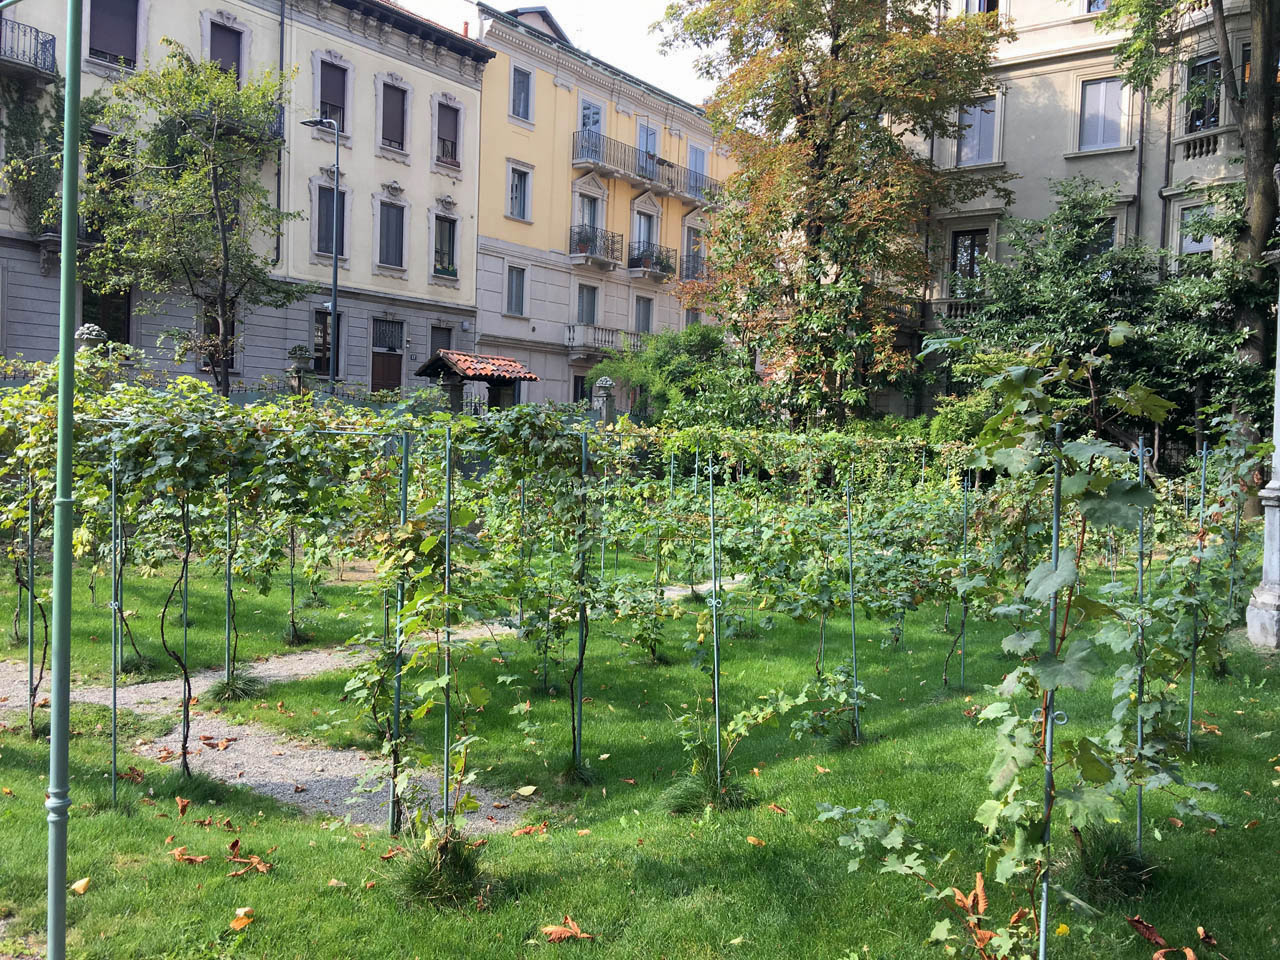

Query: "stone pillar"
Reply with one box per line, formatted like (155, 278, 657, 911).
(1247, 250, 1280, 649)
(592, 376, 616, 425)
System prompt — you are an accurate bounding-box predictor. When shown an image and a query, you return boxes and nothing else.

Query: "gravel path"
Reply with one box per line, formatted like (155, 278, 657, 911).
(0, 576, 733, 830)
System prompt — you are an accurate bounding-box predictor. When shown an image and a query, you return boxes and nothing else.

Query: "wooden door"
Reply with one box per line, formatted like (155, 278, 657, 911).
(371, 351, 402, 392)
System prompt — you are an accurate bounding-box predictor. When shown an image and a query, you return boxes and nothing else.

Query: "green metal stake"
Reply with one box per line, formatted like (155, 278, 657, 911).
(960, 471, 970, 692)
(1135, 436, 1148, 856)
(110, 454, 118, 806)
(843, 478, 860, 741)
(390, 431, 410, 834)
(1187, 441, 1209, 753)
(26, 470, 34, 724)
(517, 479, 525, 637)
(573, 431, 588, 770)
(224, 470, 233, 686)
(442, 427, 453, 819)
(48, 0, 84, 949)
(707, 453, 723, 792)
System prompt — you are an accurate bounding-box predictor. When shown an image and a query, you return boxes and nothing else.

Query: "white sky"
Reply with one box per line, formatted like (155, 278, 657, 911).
(405, 0, 717, 106)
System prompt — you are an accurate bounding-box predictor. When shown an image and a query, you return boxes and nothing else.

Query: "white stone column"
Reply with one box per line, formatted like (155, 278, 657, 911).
(1246, 250, 1280, 649)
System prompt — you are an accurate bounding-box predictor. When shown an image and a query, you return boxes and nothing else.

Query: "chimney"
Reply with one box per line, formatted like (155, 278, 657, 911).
(463, 20, 469, 36)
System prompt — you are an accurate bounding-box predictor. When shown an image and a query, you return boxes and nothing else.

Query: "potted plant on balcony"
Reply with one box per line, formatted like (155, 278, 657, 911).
(576, 235, 592, 255)
(640, 250, 654, 270)
(655, 251, 675, 275)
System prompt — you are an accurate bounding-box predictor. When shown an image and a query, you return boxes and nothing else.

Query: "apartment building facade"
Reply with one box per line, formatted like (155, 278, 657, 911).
(927, 0, 1243, 330)
(472, 4, 734, 405)
(0, 0, 493, 392)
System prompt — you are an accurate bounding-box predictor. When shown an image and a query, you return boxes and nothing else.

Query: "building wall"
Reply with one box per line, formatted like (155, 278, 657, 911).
(474, 6, 735, 405)
(0, 0, 489, 391)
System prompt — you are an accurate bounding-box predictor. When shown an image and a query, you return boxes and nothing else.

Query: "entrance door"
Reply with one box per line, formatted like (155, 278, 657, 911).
(371, 351, 402, 392)
(579, 98, 602, 160)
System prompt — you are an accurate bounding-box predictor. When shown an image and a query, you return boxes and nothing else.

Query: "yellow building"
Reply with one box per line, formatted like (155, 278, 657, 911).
(473, 4, 735, 405)
(0, 0, 493, 393)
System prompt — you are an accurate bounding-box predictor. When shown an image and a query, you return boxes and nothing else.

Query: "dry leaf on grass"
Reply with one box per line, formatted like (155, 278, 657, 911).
(767, 803, 788, 815)
(542, 916, 593, 943)
(576, 829, 591, 836)
(117, 766, 144, 783)
(176, 796, 190, 818)
(512, 822, 548, 837)
(1127, 916, 1168, 948)
(1197, 927, 1217, 946)
(70, 877, 90, 896)
(1152, 949, 1196, 960)
(379, 846, 406, 861)
(746, 836, 765, 847)
(814, 765, 831, 774)
(170, 846, 209, 864)
(327, 878, 347, 888)
(515, 785, 537, 797)
(229, 907, 254, 931)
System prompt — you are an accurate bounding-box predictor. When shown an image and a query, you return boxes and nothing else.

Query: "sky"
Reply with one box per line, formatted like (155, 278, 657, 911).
(406, 0, 717, 106)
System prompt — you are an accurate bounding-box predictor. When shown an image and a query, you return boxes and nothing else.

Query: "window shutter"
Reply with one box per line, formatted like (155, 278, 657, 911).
(380, 203, 404, 267)
(438, 104, 459, 142)
(430, 325, 453, 355)
(512, 68, 530, 119)
(90, 0, 139, 65)
(382, 85, 406, 147)
(210, 23, 241, 78)
(321, 62, 346, 108)
(317, 187, 345, 257)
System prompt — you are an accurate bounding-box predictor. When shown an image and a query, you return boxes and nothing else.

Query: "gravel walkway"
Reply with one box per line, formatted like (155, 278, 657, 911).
(0, 576, 733, 830)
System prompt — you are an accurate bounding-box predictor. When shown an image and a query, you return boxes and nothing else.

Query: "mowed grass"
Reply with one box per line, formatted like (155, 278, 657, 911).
(2, 558, 1278, 959)
(0, 559, 384, 685)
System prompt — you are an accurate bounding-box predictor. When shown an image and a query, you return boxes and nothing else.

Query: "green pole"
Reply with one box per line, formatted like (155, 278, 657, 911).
(224, 470, 233, 685)
(48, 0, 84, 952)
(442, 426, 452, 819)
(389, 431, 410, 833)
(26, 471, 34, 720)
(110, 454, 118, 806)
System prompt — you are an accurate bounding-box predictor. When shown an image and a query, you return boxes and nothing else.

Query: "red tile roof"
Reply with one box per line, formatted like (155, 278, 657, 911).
(422, 349, 541, 382)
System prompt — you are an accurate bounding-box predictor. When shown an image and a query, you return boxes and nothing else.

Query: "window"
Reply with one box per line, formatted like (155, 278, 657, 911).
(313, 310, 341, 376)
(573, 375, 589, 403)
(637, 121, 658, 179)
(1179, 207, 1214, 257)
(210, 23, 241, 79)
(577, 284, 598, 325)
(508, 167, 530, 220)
(82, 287, 130, 344)
(635, 211, 655, 245)
(316, 186, 346, 257)
(437, 103, 460, 166)
(511, 66, 532, 121)
(381, 84, 406, 150)
(434, 216, 457, 277)
(688, 144, 708, 197)
(378, 201, 405, 268)
(506, 265, 526, 316)
(950, 228, 988, 280)
(89, 0, 139, 68)
(685, 308, 701, 327)
(1079, 78, 1124, 150)
(957, 96, 996, 166)
(1186, 55, 1220, 133)
(965, 0, 997, 11)
(373, 317, 403, 351)
(1081, 217, 1117, 261)
(430, 325, 453, 356)
(1239, 43, 1280, 96)
(635, 296, 653, 334)
(580, 194, 598, 227)
(320, 61, 347, 132)
(1087, 0, 1108, 10)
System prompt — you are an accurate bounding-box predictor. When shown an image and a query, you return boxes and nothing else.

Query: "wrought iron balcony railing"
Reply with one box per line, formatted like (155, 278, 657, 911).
(0, 18, 56, 77)
(627, 240, 676, 276)
(679, 253, 705, 281)
(572, 130, 721, 203)
(569, 224, 622, 263)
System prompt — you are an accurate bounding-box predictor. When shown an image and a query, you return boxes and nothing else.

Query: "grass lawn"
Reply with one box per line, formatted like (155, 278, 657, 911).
(0, 560, 383, 685)
(2, 565, 1277, 959)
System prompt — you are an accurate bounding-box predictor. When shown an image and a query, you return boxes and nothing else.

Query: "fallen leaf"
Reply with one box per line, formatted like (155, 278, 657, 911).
(542, 915, 593, 943)
(118, 766, 145, 783)
(620, 778, 636, 785)
(70, 877, 90, 896)
(216, 738, 236, 751)
(512, 822, 547, 837)
(1167, 817, 1184, 829)
(1197, 927, 1217, 946)
(728, 936, 745, 945)
(767, 803, 788, 815)
(170, 846, 209, 865)
(751, 767, 761, 777)
(379, 845, 406, 861)
(229, 838, 240, 857)
(327, 878, 346, 888)
(176, 796, 190, 818)
(1244, 819, 1259, 829)
(1151, 950, 1196, 960)
(229, 907, 254, 931)
(515, 785, 537, 797)
(577, 829, 591, 836)
(815, 765, 831, 774)
(1127, 915, 1168, 948)
(1, 787, 12, 797)
(293, 784, 307, 794)
(365, 881, 376, 889)
(598, 753, 610, 760)
(746, 836, 765, 847)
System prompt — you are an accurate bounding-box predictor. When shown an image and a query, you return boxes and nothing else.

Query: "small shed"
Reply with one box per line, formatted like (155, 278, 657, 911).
(415, 349, 540, 410)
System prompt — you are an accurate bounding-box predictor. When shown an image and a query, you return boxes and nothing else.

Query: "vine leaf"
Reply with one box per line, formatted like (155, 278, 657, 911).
(1023, 558, 1077, 602)
(1034, 640, 1104, 692)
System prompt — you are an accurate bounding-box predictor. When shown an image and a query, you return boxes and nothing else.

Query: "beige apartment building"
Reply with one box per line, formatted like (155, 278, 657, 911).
(471, 4, 734, 405)
(927, 0, 1241, 335)
(0, 0, 493, 392)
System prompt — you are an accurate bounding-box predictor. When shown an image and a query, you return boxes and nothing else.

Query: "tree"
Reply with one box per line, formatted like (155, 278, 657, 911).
(79, 41, 302, 396)
(939, 178, 1268, 460)
(587, 324, 771, 427)
(661, 0, 1013, 426)
(1097, 0, 1276, 375)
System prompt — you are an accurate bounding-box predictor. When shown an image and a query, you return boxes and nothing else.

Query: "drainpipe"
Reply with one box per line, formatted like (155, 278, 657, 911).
(273, 0, 285, 265)
(1134, 88, 1148, 242)
(1158, 59, 1176, 260)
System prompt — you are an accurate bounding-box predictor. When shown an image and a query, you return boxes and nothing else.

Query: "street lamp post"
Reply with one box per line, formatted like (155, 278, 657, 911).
(301, 116, 340, 393)
(1246, 243, 1280, 649)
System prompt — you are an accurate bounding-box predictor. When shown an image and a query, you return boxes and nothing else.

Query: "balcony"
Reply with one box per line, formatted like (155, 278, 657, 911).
(571, 130, 721, 204)
(565, 322, 644, 359)
(569, 224, 622, 270)
(679, 253, 706, 282)
(0, 18, 57, 81)
(925, 297, 984, 330)
(627, 240, 676, 282)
